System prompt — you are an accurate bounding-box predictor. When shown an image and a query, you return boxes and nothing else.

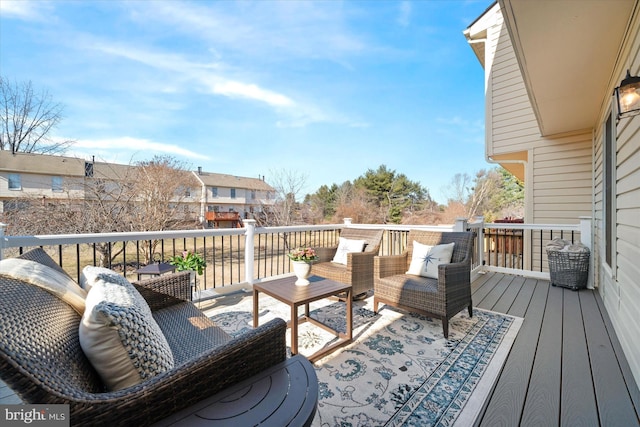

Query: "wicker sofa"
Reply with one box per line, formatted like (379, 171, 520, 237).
(373, 230, 475, 338)
(312, 228, 384, 298)
(0, 248, 287, 426)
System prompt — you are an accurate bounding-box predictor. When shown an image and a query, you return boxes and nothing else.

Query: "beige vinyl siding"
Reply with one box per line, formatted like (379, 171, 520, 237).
(490, 17, 542, 156)
(611, 109, 640, 388)
(529, 134, 592, 228)
(592, 18, 640, 389)
(531, 136, 592, 217)
(0, 173, 84, 200)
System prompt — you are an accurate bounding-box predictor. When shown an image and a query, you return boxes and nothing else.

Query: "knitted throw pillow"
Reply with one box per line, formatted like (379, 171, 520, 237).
(79, 267, 174, 391)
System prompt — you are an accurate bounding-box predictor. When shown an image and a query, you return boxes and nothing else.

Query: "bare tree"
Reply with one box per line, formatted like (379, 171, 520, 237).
(107, 157, 199, 263)
(262, 169, 308, 227)
(0, 76, 74, 154)
(465, 169, 499, 219)
(260, 169, 309, 251)
(440, 168, 523, 222)
(442, 173, 474, 207)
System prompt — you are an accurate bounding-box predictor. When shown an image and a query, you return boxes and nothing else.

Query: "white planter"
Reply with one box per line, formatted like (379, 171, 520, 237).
(291, 261, 313, 286)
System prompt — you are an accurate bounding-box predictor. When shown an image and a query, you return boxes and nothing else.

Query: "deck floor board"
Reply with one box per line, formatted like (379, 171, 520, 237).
(561, 288, 598, 426)
(580, 290, 640, 426)
(477, 275, 548, 426)
(477, 273, 640, 427)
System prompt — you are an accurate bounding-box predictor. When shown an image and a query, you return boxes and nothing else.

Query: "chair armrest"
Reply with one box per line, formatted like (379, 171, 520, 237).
(374, 254, 408, 278)
(133, 271, 192, 310)
(438, 260, 471, 294)
(315, 246, 338, 262)
(346, 251, 376, 272)
(64, 318, 288, 426)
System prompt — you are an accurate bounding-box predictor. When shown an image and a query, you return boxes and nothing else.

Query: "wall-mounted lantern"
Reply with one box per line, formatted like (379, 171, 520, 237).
(615, 70, 640, 119)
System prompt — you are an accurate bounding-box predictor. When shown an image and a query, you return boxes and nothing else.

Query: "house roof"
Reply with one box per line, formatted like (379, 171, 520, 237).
(498, 0, 637, 136)
(0, 151, 86, 176)
(464, 1, 498, 66)
(0, 151, 274, 192)
(194, 171, 274, 191)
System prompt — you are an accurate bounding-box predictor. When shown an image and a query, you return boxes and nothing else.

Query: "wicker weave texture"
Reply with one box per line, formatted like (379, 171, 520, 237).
(0, 248, 288, 426)
(546, 249, 590, 290)
(313, 228, 384, 297)
(373, 231, 475, 338)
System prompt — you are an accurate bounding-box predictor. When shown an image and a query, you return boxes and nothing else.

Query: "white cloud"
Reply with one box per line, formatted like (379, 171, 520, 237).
(90, 40, 296, 109)
(72, 137, 210, 161)
(212, 81, 294, 107)
(0, 0, 52, 21)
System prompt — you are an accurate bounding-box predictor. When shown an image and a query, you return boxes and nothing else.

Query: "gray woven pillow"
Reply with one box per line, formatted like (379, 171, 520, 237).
(79, 267, 174, 391)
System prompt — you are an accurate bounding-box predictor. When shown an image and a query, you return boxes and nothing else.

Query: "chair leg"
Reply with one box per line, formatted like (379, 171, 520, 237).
(442, 318, 449, 339)
(468, 305, 473, 318)
(373, 298, 379, 313)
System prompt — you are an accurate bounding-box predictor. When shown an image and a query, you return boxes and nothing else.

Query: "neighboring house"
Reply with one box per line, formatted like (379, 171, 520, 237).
(466, 0, 640, 390)
(191, 168, 275, 227)
(0, 151, 275, 228)
(0, 151, 91, 208)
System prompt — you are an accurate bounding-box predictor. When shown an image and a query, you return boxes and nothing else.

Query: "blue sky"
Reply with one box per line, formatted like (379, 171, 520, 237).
(1, 0, 492, 204)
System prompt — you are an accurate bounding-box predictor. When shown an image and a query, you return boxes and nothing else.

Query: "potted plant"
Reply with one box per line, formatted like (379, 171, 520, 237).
(287, 247, 318, 286)
(169, 250, 207, 276)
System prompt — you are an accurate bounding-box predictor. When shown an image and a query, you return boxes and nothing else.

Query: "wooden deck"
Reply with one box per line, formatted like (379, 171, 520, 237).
(473, 272, 640, 427)
(2, 272, 639, 426)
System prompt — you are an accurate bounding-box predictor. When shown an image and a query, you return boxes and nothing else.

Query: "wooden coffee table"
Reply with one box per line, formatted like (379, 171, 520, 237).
(253, 275, 352, 363)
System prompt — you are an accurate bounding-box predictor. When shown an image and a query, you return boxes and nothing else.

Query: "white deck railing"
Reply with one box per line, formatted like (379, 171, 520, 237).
(0, 217, 593, 294)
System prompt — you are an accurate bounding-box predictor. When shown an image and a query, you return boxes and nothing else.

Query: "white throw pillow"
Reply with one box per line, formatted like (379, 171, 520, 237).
(79, 269, 174, 391)
(406, 241, 455, 279)
(331, 237, 366, 265)
(0, 258, 87, 315)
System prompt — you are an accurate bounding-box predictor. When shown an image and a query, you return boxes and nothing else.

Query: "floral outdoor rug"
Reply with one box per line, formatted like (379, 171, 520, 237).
(205, 290, 522, 427)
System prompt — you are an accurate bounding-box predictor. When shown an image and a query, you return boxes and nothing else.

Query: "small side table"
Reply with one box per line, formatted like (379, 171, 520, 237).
(152, 355, 318, 427)
(135, 262, 175, 281)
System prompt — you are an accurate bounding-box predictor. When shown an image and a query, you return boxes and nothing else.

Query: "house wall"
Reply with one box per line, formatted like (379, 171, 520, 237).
(592, 14, 640, 388)
(480, 5, 592, 271)
(485, 8, 593, 228)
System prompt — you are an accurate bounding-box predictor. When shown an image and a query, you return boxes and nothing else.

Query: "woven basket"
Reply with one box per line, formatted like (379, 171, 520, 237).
(546, 249, 590, 290)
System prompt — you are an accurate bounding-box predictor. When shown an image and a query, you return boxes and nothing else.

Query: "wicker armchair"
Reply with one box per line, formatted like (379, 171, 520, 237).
(0, 248, 287, 426)
(312, 228, 384, 298)
(373, 230, 475, 338)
